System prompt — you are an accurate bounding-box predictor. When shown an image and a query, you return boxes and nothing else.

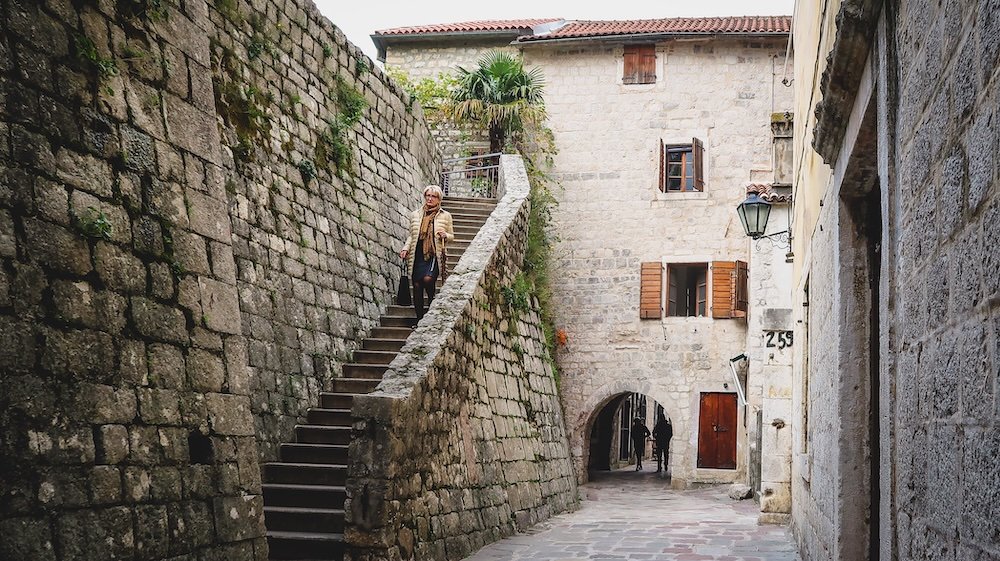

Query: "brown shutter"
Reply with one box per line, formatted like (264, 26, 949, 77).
(693, 137, 705, 191)
(711, 261, 735, 319)
(658, 139, 665, 191)
(640, 262, 663, 319)
(623, 46, 640, 84)
(734, 260, 749, 318)
(639, 46, 656, 83)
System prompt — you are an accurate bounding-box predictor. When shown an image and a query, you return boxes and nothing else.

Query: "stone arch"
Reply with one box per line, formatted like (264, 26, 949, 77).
(568, 379, 682, 484)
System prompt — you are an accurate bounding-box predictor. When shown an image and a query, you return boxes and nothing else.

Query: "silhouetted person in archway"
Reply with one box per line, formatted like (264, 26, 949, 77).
(653, 413, 673, 474)
(631, 417, 650, 471)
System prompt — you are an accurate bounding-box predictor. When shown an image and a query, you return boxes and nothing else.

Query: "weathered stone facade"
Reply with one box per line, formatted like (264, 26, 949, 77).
(347, 156, 578, 561)
(519, 39, 793, 488)
(0, 0, 438, 559)
(791, 0, 1000, 559)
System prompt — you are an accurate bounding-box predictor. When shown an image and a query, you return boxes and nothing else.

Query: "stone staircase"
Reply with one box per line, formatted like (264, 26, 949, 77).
(263, 196, 497, 560)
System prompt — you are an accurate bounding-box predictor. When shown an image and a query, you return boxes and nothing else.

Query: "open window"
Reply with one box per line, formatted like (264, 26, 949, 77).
(623, 45, 656, 85)
(659, 138, 705, 192)
(667, 264, 708, 317)
(639, 260, 747, 319)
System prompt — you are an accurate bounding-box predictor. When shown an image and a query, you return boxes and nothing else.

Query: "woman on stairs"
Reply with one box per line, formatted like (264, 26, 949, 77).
(399, 185, 454, 322)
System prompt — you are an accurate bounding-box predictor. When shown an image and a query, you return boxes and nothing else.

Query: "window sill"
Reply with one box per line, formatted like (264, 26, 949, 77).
(654, 191, 708, 201)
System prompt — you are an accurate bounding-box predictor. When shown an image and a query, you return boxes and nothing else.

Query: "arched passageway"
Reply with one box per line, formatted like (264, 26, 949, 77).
(586, 392, 674, 477)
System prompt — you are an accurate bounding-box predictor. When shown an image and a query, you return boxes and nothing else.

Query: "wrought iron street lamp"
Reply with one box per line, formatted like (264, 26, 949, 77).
(736, 192, 772, 238)
(737, 189, 793, 261)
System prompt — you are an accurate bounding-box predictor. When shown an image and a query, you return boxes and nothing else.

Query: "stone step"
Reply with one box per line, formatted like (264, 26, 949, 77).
(318, 392, 353, 410)
(350, 350, 397, 365)
(279, 443, 349, 464)
(453, 225, 482, 236)
(380, 315, 417, 328)
(305, 407, 351, 426)
(370, 326, 413, 340)
(386, 305, 416, 317)
(267, 530, 345, 560)
(264, 506, 345, 534)
(341, 364, 388, 379)
(262, 483, 346, 508)
(264, 462, 347, 486)
(452, 217, 489, 227)
(444, 195, 498, 204)
(295, 425, 352, 445)
(361, 338, 405, 352)
(330, 378, 381, 393)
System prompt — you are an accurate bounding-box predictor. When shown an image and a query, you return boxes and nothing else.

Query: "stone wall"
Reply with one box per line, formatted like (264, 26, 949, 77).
(889, 1, 999, 559)
(345, 156, 578, 561)
(791, 0, 1000, 559)
(0, 0, 437, 560)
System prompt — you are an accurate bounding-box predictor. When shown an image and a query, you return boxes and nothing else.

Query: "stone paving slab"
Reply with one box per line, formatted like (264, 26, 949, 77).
(463, 469, 801, 561)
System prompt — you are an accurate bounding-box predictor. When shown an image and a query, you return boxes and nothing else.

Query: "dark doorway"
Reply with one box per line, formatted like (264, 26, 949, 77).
(696, 392, 738, 469)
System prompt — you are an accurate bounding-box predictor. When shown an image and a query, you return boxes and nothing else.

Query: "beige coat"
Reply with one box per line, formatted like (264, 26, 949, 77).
(402, 207, 454, 276)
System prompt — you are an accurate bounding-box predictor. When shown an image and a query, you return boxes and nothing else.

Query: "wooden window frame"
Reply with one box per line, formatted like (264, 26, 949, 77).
(623, 44, 657, 85)
(659, 138, 705, 192)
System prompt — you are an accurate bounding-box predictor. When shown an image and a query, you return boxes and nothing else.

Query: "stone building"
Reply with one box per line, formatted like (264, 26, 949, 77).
(790, 0, 1000, 559)
(375, 15, 796, 516)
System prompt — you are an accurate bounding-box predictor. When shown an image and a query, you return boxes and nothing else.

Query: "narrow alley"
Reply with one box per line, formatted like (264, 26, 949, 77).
(463, 470, 801, 561)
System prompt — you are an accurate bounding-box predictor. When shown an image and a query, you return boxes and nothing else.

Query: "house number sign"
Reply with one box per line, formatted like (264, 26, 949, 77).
(764, 330, 794, 349)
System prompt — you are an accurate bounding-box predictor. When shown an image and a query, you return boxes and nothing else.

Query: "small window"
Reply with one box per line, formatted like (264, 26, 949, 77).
(659, 138, 705, 192)
(667, 264, 708, 317)
(623, 45, 656, 84)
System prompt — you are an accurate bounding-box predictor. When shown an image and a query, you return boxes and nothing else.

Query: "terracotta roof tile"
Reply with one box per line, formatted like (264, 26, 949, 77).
(374, 19, 562, 36)
(518, 16, 791, 41)
(747, 183, 791, 202)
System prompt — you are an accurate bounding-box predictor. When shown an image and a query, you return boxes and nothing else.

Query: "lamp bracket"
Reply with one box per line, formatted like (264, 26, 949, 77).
(753, 230, 790, 250)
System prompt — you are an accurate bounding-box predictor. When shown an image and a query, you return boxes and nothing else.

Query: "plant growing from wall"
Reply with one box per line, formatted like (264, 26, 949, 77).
(314, 77, 368, 177)
(77, 207, 113, 240)
(118, 0, 169, 21)
(74, 35, 118, 78)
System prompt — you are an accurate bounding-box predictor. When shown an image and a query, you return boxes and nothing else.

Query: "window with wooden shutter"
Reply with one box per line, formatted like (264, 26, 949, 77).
(711, 261, 735, 319)
(659, 138, 705, 192)
(666, 264, 708, 317)
(640, 262, 663, 319)
(624, 45, 656, 84)
(693, 137, 705, 191)
(710, 260, 748, 319)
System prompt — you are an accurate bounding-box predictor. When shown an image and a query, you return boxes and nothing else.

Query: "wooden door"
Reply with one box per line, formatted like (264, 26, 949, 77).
(697, 392, 737, 469)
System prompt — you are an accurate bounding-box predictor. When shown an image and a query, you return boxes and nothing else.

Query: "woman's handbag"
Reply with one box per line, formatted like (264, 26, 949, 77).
(395, 263, 411, 306)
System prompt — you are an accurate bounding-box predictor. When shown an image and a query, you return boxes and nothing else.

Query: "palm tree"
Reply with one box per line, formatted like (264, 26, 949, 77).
(447, 51, 546, 153)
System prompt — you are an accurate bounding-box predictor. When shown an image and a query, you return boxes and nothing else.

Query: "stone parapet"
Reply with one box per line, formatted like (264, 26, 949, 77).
(345, 155, 579, 561)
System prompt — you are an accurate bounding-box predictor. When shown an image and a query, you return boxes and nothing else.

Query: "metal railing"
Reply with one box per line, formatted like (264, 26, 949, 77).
(440, 152, 501, 199)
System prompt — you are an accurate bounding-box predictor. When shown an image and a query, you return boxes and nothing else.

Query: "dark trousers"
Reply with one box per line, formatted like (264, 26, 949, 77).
(655, 443, 669, 472)
(412, 276, 437, 321)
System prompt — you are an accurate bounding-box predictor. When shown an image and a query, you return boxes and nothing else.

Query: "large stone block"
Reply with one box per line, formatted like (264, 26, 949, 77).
(55, 506, 134, 561)
(199, 277, 241, 335)
(0, 516, 56, 561)
(212, 494, 265, 542)
(24, 218, 92, 275)
(207, 393, 254, 436)
(131, 297, 188, 344)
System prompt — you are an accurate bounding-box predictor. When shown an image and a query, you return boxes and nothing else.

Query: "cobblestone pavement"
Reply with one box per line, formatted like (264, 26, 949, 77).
(464, 468, 801, 561)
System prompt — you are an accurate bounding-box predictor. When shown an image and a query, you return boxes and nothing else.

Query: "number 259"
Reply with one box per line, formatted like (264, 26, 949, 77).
(765, 331, 793, 349)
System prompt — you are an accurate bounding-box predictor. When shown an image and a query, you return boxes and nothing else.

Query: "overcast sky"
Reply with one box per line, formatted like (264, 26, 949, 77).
(313, 0, 795, 63)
